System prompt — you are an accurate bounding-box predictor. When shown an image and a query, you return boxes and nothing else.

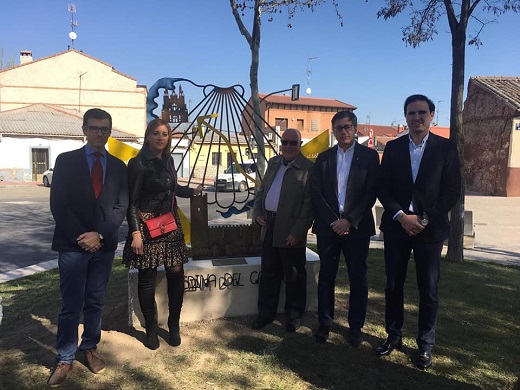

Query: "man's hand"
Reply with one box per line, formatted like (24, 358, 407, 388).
(77, 232, 102, 253)
(255, 216, 267, 227)
(193, 185, 204, 196)
(331, 218, 351, 236)
(285, 234, 300, 247)
(397, 213, 425, 236)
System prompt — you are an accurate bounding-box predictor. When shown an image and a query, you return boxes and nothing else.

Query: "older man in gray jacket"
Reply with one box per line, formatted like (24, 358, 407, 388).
(252, 128, 314, 332)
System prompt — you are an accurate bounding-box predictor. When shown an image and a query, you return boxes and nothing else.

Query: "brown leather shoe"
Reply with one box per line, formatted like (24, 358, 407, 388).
(84, 348, 106, 374)
(47, 362, 73, 388)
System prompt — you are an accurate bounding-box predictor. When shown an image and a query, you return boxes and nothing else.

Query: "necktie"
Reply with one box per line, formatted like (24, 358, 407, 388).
(91, 152, 103, 198)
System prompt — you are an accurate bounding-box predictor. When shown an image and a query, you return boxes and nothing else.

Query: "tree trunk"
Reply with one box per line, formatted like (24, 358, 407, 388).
(229, 0, 265, 176)
(250, 0, 266, 177)
(445, 15, 466, 263)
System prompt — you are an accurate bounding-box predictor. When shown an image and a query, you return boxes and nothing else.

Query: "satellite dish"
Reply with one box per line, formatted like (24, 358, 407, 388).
(69, 31, 77, 40)
(306, 87, 312, 95)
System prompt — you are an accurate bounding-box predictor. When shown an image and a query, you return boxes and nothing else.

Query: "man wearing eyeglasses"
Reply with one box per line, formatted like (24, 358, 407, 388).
(48, 108, 128, 387)
(311, 111, 379, 346)
(252, 128, 314, 332)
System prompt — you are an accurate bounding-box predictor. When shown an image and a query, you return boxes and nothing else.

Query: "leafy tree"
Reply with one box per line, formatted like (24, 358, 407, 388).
(229, 0, 341, 175)
(377, 0, 519, 262)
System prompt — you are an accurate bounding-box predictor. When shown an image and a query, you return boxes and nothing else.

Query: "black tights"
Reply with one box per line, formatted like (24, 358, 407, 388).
(138, 265, 184, 329)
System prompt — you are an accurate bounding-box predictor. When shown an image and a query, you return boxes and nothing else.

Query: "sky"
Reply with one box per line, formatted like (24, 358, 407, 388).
(0, 0, 518, 128)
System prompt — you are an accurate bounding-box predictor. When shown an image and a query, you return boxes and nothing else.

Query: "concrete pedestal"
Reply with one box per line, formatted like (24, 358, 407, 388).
(128, 248, 320, 327)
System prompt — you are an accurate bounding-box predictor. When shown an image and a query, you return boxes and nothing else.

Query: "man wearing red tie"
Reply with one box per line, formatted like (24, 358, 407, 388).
(48, 109, 128, 387)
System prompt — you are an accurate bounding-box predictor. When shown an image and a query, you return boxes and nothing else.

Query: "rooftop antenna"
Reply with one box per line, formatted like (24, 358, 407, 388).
(68, 3, 78, 49)
(306, 56, 317, 95)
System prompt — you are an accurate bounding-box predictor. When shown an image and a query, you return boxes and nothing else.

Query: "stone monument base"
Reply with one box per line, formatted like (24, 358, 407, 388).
(128, 248, 320, 327)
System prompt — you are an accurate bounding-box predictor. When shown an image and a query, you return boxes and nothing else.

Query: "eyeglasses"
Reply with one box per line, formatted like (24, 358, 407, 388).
(333, 125, 355, 133)
(85, 126, 111, 135)
(281, 140, 300, 146)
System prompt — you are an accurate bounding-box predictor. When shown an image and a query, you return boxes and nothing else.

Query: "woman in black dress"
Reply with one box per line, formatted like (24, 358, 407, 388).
(123, 118, 203, 349)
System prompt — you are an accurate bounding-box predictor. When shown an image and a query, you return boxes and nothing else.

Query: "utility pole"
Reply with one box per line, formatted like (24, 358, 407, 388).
(79, 71, 87, 112)
(436, 100, 443, 126)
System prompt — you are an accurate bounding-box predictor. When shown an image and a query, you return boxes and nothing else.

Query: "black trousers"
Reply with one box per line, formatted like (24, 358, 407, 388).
(317, 234, 370, 330)
(383, 234, 443, 352)
(257, 218, 307, 321)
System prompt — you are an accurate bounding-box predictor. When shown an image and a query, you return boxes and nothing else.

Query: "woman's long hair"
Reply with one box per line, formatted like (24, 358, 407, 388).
(143, 118, 173, 161)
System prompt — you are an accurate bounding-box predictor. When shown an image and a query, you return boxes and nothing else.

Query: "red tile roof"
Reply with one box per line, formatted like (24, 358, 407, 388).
(356, 124, 402, 138)
(259, 94, 356, 110)
(430, 126, 450, 139)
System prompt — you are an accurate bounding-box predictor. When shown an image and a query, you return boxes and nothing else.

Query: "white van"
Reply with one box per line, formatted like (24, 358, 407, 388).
(214, 160, 257, 192)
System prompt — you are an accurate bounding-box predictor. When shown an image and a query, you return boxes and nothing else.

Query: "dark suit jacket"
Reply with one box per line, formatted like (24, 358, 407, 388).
(311, 143, 379, 237)
(252, 153, 314, 248)
(50, 146, 129, 252)
(378, 133, 461, 242)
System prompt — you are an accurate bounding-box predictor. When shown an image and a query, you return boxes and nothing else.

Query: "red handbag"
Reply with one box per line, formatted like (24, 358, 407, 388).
(140, 160, 178, 238)
(143, 212, 177, 238)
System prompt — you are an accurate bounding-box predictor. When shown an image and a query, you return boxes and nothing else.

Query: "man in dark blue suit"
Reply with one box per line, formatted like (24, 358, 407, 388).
(48, 109, 128, 387)
(376, 95, 461, 370)
(311, 111, 379, 346)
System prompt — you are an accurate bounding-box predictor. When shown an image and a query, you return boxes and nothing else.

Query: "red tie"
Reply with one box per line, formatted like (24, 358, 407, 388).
(91, 152, 103, 198)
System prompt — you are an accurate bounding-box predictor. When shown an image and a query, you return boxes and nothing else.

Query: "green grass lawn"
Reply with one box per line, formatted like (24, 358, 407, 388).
(0, 247, 519, 390)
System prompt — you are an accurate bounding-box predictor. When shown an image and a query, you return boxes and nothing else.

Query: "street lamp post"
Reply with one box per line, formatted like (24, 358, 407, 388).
(247, 84, 300, 195)
(259, 84, 300, 133)
(253, 84, 300, 165)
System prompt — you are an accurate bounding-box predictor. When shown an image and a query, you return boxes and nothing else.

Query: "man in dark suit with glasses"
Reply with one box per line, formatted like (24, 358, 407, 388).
(311, 110, 379, 346)
(48, 108, 128, 387)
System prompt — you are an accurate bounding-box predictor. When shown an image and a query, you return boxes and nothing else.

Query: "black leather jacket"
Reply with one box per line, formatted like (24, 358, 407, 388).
(126, 146, 194, 232)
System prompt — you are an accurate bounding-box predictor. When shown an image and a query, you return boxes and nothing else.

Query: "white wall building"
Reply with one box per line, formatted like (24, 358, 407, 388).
(0, 104, 138, 183)
(0, 50, 147, 136)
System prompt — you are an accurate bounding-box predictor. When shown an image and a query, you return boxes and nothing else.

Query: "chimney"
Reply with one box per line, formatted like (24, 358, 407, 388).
(397, 124, 404, 133)
(20, 50, 33, 65)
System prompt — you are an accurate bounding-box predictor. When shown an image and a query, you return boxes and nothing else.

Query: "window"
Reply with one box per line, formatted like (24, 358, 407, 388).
(275, 118, 288, 132)
(311, 119, 319, 132)
(212, 152, 222, 166)
(297, 119, 304, 132)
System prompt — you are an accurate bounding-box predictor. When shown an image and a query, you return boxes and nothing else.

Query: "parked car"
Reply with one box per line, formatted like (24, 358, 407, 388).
(43, 168, 53, 187)
(214, 160, 256, 192)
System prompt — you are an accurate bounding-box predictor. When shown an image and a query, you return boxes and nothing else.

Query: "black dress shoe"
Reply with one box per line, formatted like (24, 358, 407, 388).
(315, 325, 331, 344)
(349, 328, 363, 348)
(286, 318, 301, 332)
(375, 337, 402, 356)
(252, 316, 273, 330)
(415, 351, 432, 370)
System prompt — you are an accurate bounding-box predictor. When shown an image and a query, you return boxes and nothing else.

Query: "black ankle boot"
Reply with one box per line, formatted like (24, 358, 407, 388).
(168, 319, 181, 347)
(145, 325, 160, 350)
